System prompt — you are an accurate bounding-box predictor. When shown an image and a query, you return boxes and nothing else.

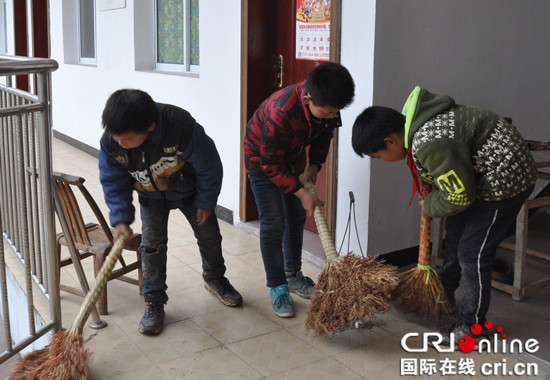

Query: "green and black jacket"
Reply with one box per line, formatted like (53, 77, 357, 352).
(402, 86, 537, 218)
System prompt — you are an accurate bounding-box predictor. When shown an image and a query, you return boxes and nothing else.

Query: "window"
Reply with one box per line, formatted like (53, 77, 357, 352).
(78, 0, 96, 63)
(63, 0, 96, 65)
(155, 0, 199, 73)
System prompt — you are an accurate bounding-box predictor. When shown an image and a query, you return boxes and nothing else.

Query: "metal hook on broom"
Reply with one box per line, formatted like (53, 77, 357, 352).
(338, 191, 365, 257)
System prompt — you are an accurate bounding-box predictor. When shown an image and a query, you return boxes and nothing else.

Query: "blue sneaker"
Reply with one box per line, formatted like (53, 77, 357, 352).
(286, 271, 316, 299)
(270, 284, 295, 318)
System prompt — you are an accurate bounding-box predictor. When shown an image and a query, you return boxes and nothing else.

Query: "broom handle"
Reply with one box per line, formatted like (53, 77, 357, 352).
(71, 235, 127, 332)
(298, 173, 339, 262)
(418, 183, 432, 267)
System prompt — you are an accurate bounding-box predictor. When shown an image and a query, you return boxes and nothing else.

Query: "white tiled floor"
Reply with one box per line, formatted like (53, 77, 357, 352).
(5, 138, 550, 379)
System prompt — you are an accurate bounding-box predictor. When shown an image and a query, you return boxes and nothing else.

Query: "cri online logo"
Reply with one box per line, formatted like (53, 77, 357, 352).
(459, 320, 499, 353)
(401, 320, 540, 354)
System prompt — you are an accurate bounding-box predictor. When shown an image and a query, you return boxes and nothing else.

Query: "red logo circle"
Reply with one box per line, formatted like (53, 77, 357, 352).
(458, 336, 476, 353)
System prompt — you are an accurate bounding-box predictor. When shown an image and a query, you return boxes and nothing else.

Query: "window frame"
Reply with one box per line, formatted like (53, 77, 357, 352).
(77, 0, 97, 64)
(0, 0, 6, 54)
(154, 0, 199, 74)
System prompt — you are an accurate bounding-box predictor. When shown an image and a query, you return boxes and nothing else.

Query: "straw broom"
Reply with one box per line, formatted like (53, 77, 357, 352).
(391, 184, 451, 319)
(8, 235, 127, 380)
(299, 174, 399, 337)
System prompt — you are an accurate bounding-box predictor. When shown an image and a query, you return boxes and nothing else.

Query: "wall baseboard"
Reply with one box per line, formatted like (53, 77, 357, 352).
(215, 205, 233, 224)
(53, 130, 99, 158)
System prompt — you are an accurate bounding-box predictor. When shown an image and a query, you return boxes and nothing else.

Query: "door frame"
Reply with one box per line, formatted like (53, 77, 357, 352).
(239, 0, 342, 238)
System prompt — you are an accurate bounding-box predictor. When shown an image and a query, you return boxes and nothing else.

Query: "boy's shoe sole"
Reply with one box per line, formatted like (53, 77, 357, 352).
(138, 322, 163, 335)
(288, 288, 313, 299)
(272, 309, 295, 318)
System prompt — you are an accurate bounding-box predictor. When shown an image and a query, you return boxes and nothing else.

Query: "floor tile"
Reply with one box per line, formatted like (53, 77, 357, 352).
(226, 329, 327, 377)
(191, 306, 282, 345)
(158, 346, 264, 379)
(266, 357, 365, 380)
(126, 319, 221, 363)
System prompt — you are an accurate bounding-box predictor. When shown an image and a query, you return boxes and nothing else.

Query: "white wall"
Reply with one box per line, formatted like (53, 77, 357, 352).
(335, 0, 376, 256)
(48, 0, 242, 213)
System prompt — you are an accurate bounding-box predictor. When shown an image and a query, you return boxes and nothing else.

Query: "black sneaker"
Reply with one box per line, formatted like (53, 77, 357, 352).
(204, 277, 243, 307)
(429, 322, 485, 350)
(139, 301, 165, 335)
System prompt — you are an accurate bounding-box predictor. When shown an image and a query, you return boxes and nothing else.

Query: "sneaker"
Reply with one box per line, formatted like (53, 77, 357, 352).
(270, 284, 295, 318)
(204, 277, 243, 307)
(429, 322, 486, 350)
(139, 301, 165, 335)
(286, 271, 316, 299)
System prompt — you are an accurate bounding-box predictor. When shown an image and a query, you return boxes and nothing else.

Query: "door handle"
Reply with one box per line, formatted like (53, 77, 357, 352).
(274, 54, 284, 88)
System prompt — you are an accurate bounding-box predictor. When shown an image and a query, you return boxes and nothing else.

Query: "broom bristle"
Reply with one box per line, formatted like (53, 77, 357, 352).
(305, 254, 399, 336)
(392, 266, 452, 320)
(7, 330, 92, 380)
(6, 347, 50, 380)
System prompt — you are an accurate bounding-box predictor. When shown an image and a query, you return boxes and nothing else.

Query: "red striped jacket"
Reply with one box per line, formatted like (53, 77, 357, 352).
(244, 81, 341, 194)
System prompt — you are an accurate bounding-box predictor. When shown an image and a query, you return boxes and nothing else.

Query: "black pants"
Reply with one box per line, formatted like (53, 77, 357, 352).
(139, 202, 226, 303)
(440, 202, 523, 326)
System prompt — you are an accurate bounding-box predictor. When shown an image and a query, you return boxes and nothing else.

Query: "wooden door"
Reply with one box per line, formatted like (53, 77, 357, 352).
(277, 0, 326, 232)
(13, 0, 50, 92)
(242, 0, 337, 233)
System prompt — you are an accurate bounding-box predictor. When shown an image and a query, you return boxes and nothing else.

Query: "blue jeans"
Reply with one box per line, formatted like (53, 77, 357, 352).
(439, 202, 523, 326)
(139, 202, 226, 303)
(249, 175, 306, 288)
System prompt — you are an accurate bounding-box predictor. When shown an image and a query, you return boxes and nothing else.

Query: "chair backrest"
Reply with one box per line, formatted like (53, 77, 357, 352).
(53, 172, 113, 246)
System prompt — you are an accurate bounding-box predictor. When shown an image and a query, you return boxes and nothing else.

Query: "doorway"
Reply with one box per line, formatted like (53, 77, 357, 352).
(240, 0, 342, 259)
(13, 0, 50, 91)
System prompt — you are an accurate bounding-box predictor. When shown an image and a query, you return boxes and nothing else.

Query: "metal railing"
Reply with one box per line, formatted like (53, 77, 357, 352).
(0, 55, 60, 363)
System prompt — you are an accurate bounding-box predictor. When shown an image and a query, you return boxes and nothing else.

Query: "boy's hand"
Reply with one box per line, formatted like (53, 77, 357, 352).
(197, 208, 211, 226)
(295, 188, 324, 219)
(418, 200, 432, 221)
(305, 165, 320, 184)
(113, 223, 133, 241)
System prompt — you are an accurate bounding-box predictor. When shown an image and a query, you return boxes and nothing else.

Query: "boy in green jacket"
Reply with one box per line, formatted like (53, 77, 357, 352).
(352, 86, 537, 346)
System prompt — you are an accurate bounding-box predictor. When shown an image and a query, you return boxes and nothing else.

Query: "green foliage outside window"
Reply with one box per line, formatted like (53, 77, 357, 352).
(157, 0, 199, 67)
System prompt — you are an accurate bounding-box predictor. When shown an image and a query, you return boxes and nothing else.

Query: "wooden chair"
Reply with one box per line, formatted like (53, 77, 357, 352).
(53, 171, 142, 315)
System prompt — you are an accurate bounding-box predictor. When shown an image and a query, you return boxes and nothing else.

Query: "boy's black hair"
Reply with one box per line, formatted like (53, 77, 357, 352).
(102, 89, 159, 135)
(352, 106, 405, 157)
(305, 62, 355, 109)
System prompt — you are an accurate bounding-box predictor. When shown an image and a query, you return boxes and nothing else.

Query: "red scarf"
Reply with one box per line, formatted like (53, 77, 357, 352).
(406, 149, 424, 208)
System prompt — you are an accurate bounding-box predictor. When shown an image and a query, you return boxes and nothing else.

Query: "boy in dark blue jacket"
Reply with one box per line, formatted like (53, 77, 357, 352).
(99, 89, 242, 335)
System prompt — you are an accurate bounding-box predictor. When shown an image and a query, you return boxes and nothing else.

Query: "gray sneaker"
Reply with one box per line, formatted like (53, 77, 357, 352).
(139, 301, 165, 335)
(204, 277, 243, 307)
(429, 322, 486, 350)
(286, 271, 316, 299)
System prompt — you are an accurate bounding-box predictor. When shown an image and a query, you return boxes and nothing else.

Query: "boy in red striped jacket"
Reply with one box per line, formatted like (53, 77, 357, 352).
(244, 62, 355, 317)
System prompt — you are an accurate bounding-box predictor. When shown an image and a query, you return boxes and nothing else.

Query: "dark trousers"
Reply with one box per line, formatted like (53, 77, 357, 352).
(249, 175, 306, 288)
(139, 202, 226, 303)
(440, 202, 523, 326)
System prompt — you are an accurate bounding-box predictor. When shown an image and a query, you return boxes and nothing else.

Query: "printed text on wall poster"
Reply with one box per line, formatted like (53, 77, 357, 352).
(296, 0, 330, 61)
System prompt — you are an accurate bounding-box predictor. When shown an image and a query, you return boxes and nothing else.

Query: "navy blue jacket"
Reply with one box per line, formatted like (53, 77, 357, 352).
(99, 103, 223, 227)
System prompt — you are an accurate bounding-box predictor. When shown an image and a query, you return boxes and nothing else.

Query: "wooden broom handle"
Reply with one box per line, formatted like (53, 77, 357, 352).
(299, 173, 339, 262)
(71, 235, 127, 332)
(418, 183, 432, 267)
